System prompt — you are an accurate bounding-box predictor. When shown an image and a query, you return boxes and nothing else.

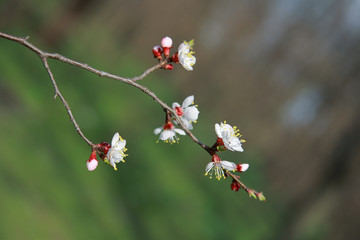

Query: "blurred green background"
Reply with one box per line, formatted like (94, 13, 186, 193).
(1, 0, 359, 239)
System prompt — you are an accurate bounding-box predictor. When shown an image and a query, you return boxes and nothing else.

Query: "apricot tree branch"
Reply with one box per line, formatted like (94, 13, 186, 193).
(0, 32, 209, 151)
(0, 32, 265, 200)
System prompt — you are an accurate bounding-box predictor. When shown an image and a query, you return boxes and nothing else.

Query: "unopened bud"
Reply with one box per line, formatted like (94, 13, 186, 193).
(256, 192, 266, 202)
(161, 37, 173, 58)
(248, 190, 257, 199)
(170, 52, 179, 63)
(152, 45, 163, 60)
(161, 36, 173, 48)
(230, 180, 241, 191)
(163, 64, 173, 70)
(86, 151, 98, 171)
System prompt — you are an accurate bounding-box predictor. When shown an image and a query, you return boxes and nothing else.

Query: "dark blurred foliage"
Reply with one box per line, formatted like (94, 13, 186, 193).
(1, 0, 359, 239)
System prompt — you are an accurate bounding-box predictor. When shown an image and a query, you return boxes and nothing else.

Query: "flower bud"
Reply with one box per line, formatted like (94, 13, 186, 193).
(161, 36, 173, 58)
(248, 189, 257, 199)
(86, 151, 98, 171)
(163, 64, 174, 70)
(230, 180, 241, 191)
(170, 52, 179, 63)
(256, 192, 266, 202)
(152, 45, 163, 60)
(161, 36, 173, 48)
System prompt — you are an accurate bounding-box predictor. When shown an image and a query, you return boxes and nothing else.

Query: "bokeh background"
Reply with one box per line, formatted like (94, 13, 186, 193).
(1, 0, 359, 239)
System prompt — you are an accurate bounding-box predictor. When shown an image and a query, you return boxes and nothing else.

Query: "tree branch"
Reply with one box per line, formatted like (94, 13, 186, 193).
(0, 31, 209, 151)
(0, 32, 264, 200)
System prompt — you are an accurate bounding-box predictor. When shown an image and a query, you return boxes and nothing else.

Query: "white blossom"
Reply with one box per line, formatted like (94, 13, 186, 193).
(215, 121, 244, 152)
(154, 122, 186, 143)
(178, 40, 196, 71)
(161, 36, 173, 48)
(172, 95, 199, 130)
(107, 132, 127, 170)
(205, 158, 237, 180)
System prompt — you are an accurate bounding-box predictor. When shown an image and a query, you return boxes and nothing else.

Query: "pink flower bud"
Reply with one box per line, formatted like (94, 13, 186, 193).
(86, 151, 98, 171)
(161, 36, 173, 48)
(161, 37, 173, 58)
(86, 158, 98, 171)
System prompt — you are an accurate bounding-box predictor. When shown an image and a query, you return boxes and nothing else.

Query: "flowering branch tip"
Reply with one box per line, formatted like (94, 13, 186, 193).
(0, 31, 265, 203)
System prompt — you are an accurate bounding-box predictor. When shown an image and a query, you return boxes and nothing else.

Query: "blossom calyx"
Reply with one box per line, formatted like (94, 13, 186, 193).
(96, 142, 111, 160)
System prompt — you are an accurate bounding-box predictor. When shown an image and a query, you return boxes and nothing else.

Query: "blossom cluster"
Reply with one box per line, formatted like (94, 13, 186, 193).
(154, 95, 199, 143)
(86, 132, 127, 171)
(84, 36, 265, 201)
(152, 36, 196, 71)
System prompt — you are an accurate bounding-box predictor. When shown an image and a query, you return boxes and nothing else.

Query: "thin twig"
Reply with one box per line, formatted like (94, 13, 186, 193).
(41, 56, 94, 147)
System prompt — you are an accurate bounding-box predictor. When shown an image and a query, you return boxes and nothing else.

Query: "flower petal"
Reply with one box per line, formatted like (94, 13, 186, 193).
(111, 132, 120, 147)
(227, 137, 243, 152)
(154, 127, 162, 135)
(215, 124, 222, 138)
(174, 128, 186, 135)
(221, 123, 234, 134)
(240, 163, 249, 172)
(183, 106, 199, 122)
(231, 144, 244, 152)
(116, 139, 126, 149)
(187, 55, 196, 65)
(178, 42, 190, 54)
(205, 162, 214, 173)
(160, 130, 175, 141)
(181, 118, 193, 130)
(220, 161, 237, 171)
(172, 102, 181, 109)
(182, 95, 194, 108)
